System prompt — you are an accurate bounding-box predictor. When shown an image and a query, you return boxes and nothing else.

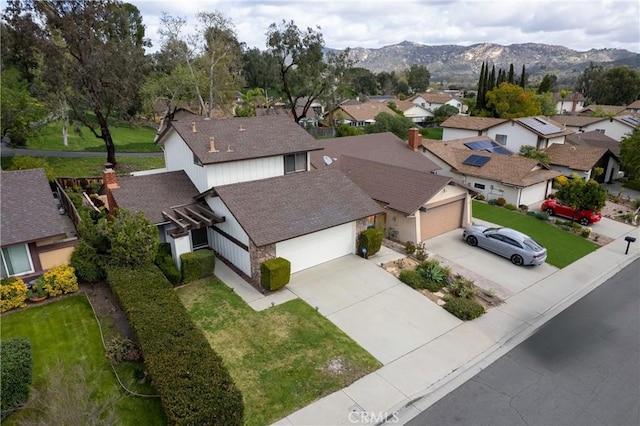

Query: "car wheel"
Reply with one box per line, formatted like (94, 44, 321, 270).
(579, 217, 590, 226)
(466, 235, 478, 246)
(511, 254, 524, 266)
(546, 208, 554, 216)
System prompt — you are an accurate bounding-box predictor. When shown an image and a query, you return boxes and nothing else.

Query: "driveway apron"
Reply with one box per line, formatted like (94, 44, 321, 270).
(287, 255, 462, 365)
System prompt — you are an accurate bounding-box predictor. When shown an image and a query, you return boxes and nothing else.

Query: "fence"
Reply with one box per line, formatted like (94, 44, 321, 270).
(306, 127, 336, 139)
(56, 176, 103, 191)
(54, 180, 83, 227)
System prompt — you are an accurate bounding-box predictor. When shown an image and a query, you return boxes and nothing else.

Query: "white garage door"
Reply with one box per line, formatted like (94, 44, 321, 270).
(519, 182, 548, 206)
(276, 222, 356, 273)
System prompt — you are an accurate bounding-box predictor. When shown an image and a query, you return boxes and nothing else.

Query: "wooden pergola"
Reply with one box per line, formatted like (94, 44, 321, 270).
(162, 203, 224, 238)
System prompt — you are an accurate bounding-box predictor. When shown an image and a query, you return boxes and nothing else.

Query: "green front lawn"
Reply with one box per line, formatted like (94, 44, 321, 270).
(177, 279, 381, 426)
(420, 126, 443, 140)
(472, 201, 599, 268)
(26, 121, 161, 152)
(1, 155, 165, 177)
(1, 295, 165, 425)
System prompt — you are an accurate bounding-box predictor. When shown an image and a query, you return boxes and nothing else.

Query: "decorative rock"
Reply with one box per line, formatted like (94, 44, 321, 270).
(436, 299, 446, 306)
(434, 292, 445, 298)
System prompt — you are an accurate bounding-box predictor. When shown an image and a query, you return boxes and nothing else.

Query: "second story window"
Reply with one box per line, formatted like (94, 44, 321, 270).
(284, 152, 307, 174)
(193, 153, 203, 167)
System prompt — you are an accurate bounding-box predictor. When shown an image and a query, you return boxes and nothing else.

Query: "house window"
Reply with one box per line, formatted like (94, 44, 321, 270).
(193, 153, 202, 167)
(1, 244, 34, 278)
(474, 183, 486, 190)
(191, 228, 208, 250)
(495, 134, 508, 145)
(284, 152, 307, 174)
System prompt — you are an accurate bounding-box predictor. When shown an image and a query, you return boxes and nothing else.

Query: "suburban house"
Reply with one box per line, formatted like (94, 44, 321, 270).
(1, 169, 78, 280)
(625, 100, 640, 114)
(388, 100, 433, 125)
(553, 92, 585, 114)
(579, 104, 627, 116)
(309, 131, 472, 243)
(543, 144, 620, 183)
(104, 115, 382, 284)
(325, 101, 399, 127)
(440, 115, 508, 140)
(410, 92, 465, 113)
(565, 130, 621, 157)
(486, 116, 574, 151)
(551, 114, 637, 142)
(420, 138, 561, 206)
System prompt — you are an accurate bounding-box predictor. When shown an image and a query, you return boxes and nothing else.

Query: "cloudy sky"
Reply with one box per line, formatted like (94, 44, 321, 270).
(132, 0, 640, 53)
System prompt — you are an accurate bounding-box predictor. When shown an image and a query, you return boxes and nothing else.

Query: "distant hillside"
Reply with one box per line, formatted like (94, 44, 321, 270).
(328, 41, 640, 87)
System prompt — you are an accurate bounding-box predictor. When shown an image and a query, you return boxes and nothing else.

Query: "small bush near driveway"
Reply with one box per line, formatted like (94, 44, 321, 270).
(443, 297, 485, 320)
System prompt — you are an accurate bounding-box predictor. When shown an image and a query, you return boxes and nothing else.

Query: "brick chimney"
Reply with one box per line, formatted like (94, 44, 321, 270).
(571, 92, 578, 112)
(102, 164, 118, 213)
(408, 127, 421, 151)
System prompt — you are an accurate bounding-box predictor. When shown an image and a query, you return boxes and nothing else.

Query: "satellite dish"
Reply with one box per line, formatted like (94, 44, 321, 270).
(323, 155, 333, 165)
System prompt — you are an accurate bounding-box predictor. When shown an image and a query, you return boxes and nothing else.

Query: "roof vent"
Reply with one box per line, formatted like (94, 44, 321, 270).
(239, 125, 245, 131)
(209, 136, 219, 153)
(323, 155, 333, 165)
(191, 122, 197, 133)
(226, 145, 233, 152)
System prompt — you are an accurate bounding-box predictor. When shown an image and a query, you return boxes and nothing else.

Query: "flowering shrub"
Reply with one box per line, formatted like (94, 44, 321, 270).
(41, 265, 78, 298)
(0, 277, 28, 312)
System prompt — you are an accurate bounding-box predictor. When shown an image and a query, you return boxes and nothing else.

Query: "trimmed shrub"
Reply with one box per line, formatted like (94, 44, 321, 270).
(0, 277, 28, 313)
(475, 193, 485, 201)
(71, 240, 105, 283)
(261, 257, 291, 291)
(518, 204, 529, 212)
(504, 203, 517, 210)
(358, 228, 383, 257)
(535, 211, 549, 221)
(40, 265, 78, 297)
(496, 197, 506, 207)
(443, 297, 485, 320)
(404, 241, 416, 256)
(106, 209, 159, 267)
(488, 199, 498, 206)
(180, 249, 215, 283)
(1, 338, 33, 420)
(106, 265, 243, 425)
(414, 242, 427, 261)
(399, 270, 425, 289)
(526, 211, 537, 217)
(155, 243, 181, 286)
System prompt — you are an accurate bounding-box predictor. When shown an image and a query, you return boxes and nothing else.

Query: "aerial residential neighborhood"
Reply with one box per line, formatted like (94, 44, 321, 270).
(1, 1, 639, 426)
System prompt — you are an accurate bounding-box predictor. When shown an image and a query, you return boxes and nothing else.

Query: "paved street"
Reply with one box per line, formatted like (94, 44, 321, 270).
(407, 259, 640, 426)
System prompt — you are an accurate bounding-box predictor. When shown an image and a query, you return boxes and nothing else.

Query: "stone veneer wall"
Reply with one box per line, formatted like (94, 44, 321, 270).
(249, 241, 276, 288)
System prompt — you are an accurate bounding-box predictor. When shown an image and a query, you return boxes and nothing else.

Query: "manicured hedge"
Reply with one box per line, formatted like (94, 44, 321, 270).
(1, 338, 33, 420)
(261, 257, 291, 291)
(443, 297, 485, 320)
(106, 265, 243, 425)
(358, 228, 383, 257)
(155, 243, 181, 286)
(70, 240, 105, 283)
(180, 249, 215, 283)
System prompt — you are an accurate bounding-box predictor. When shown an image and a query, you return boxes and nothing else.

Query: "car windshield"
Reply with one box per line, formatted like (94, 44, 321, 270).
(483, 227, 501, 234)
(523, 238, 544, 251)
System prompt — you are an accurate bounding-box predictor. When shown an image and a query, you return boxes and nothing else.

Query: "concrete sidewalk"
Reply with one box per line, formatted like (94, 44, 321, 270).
(275, 226, 640, 425)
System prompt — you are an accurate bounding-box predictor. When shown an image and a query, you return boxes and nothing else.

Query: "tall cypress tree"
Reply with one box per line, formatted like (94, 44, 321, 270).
(520, 64, 527, 88)
(497, 69, 505, 85)
(489, 65, 496, 90)
(507, 64, 515, 84)
(477, 61, 486, 111)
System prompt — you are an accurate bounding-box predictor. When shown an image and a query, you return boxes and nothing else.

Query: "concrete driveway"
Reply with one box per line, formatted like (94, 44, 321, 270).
(590, 217, 637, 239)
(425, 228, 559, 296)
(287, 255, 462, 365)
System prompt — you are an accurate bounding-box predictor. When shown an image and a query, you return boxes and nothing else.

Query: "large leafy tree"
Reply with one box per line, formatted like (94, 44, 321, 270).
(158, 11, 244, 119)
(0, 68, 45, 145)
(242, 47, 280, 93)
(406, 64, 430, 94)
(485, 82, 542, 118)
(15, 0, 148, 166)
(363, 112, 414, 140)
(556, 174, 607, 215)
(266, 20, 351, 122)
(620, 128, 640, 179)
(346, 67, 378, 98)
(575, 63, 640, 105)
(537, 73, 558, 94)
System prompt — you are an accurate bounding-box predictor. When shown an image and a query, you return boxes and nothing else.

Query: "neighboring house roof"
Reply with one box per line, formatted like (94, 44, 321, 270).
(552, 92, 585, 102)
(390, 100, 416, 111)
(334, 102, 399, 122)
(413, 93, 456, 104)
(309, 132, 440, 173)
(549, 114, 604, 127)
(543, 144, 611, 171)
(1, 169, 68, 246)
(514, 116, 574, 138)
(440, 115, 507, 131)
(337, 155, 451, 215)
(341, 99, 362, 106)
(422, 140, 560, 187)
(626, 100, 640, 110)
(430, 135, 515, 155)
(109, 171, 200, 224)
(565, 130, 621, 156)
(579, 104, 627, 115)
(162, 115, 323, 165)
(254, 107, 291, 117)
(614, 114, 640, 128)
(213, 168, 382, 247)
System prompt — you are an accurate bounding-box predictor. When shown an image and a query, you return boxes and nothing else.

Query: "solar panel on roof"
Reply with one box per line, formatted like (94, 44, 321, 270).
(462, 154, 490, 167)
(519, 117, 562, 135)
(620, 115, 640, 126)
(464, 139, 496, 151)
(486, 146, 513, 155)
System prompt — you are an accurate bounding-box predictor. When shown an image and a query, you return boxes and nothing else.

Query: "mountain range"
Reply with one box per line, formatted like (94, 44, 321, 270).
(329, 42, 640, 87)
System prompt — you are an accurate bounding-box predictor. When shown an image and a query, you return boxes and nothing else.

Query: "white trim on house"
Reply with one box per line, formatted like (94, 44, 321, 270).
(1, 243, 35, 278)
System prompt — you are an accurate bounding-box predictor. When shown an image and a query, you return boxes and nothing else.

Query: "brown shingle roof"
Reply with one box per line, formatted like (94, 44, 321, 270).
(626, 100, 640, 110)
(440, 115, 507, 131)
(164, 115, 323, 165)
(422, 140, 561, 187)
(309, 132, 440, 172)
(1, 169, 68, 246)
(549, 115, 604, 127)
(565, 130, 621, 156)
(336, 102, 399, 122)
(391, 100, 421, 112)
(414, 93, 456, 104)
(579, 104, 627, 115)
(543, 144, 610, 171)
(213, 169, 382, 247)
(110, 171, 200, 224)
(337, 156, 451, 215)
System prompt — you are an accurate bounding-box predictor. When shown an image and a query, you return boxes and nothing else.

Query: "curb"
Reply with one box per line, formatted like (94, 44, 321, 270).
(389, 246, 640, 425)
